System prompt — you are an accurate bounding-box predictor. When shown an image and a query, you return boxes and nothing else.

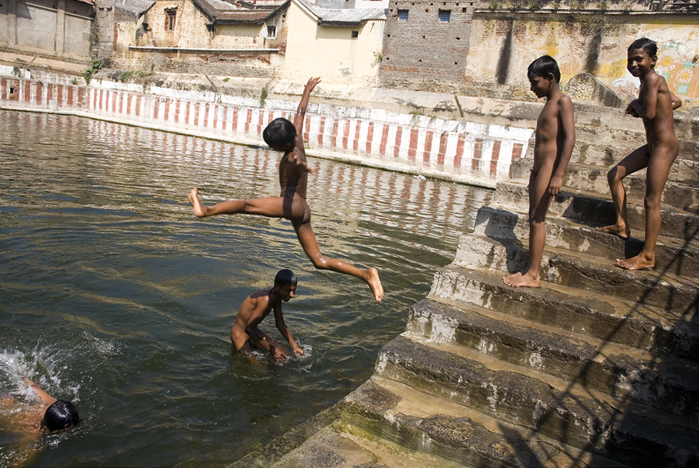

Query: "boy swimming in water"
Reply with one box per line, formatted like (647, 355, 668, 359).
(0, 377, 79, 465)
(231, 269, 303, 363)
(597, 38, 682, 270)
(503, 55, 575, 288)
(189, 77, 384, 301)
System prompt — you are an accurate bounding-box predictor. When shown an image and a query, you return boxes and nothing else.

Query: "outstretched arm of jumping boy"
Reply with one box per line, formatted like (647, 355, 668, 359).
(293, 77, 321, 136)
(274, 304, 303, 356)
(548, 94, 576, 195)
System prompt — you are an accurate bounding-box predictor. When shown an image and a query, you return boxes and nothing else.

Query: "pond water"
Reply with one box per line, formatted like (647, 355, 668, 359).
(0, 110, 492, 467)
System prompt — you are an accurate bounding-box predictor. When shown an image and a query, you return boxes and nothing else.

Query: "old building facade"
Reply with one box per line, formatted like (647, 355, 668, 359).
(0, 0, 95, 61)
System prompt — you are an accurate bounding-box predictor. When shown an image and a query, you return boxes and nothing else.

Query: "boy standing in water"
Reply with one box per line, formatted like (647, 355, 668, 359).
(597, 38, 682, 270)
(189, 77, 384, 301)
(231, 269, 303, 363)
(504, 55, 575, 288)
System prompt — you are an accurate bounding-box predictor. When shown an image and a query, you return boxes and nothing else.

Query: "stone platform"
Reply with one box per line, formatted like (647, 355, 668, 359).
(231, 108, 699, 467)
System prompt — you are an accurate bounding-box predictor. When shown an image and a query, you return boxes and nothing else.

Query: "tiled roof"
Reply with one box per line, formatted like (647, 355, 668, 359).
(191, 0, 288, 23)
(294, 0, 385, 26)
(117, 0, 156, 15)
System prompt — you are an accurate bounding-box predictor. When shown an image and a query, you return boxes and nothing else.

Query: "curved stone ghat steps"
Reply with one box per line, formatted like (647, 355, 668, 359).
(233, 116, 699, 467)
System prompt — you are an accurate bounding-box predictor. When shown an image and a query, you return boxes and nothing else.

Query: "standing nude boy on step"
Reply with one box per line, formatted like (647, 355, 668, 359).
(597, 38, 682, 270)
(504, 55, 575, 288)
(189, 77, 384, 301)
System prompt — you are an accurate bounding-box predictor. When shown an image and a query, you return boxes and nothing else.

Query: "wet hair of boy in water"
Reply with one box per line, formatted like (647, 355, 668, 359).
(263, 118, 296, 148)
(628, 37, 657, 57)
(275, 268, 297, 287)
(42, 400, 80, 431)
(527, 55, 561, 82)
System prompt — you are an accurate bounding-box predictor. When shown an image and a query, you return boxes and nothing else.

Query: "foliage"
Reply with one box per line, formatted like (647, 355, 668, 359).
(119, 70, 134, 82)
(223, 77, 230, 82)
(259, 84, 268, 107)
(12, 66, 20, 77)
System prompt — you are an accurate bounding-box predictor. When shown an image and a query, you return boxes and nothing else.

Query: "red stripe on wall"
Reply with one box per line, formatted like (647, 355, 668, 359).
(490, 140, 501, 175)
(35, 82, 43, 105)
(512, 142, 523, 159)
(353, 120, 362, 151)
(304, 113, 310, 142)
(366, 121, 374, 154)
(438, 132, 448, 166)
(318, 116, 326, 146)
(379, 124, 389, 156)
(342, 120, 350, 150)
(231, 107, 239, 132)
(408, 127, 419, 162)
(423, 130, 433, 164)
(327, 118, 336, 148)
(454, 134, 466, 169)
(393, 126, 403, 159)
(472, 138, 483, 171)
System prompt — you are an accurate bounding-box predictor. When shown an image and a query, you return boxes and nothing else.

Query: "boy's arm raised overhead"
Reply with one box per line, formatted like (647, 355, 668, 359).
(293, 77, 321, 136)
(548, 94, 576, 195)
(274, 304, 303, 356)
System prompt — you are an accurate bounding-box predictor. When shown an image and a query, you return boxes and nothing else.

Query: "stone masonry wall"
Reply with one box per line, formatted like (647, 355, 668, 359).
(380, 0, 475, 83)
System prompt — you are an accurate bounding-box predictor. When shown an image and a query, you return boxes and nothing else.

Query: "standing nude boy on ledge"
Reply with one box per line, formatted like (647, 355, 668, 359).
(504, 55, 575, 288)
(597, 38, 682, 270)
(189, 77, 384, 301)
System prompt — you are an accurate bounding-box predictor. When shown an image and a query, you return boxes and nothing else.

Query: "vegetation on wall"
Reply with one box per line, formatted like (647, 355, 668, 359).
(83, 58, 106, 85)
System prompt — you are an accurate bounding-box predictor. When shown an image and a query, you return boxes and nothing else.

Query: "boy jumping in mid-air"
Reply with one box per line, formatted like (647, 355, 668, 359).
(189, 77, 384, 301)
(597, 38, 682, 270)
(504, 55, 575, 288)
(231, 269, 303, 363)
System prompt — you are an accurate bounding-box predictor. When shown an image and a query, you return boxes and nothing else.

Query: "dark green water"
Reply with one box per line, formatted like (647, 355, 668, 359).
(0, 110, 492, 466)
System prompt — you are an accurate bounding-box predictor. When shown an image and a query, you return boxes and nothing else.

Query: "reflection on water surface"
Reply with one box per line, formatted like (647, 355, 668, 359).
(0, 110, 492, 466)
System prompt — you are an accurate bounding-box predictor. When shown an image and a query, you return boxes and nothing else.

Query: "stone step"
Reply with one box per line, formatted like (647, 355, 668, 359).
(338, 377, 624, 468)
(429, 264, 699, 360)
(452, 233, 699, 314)
(369, 335, 699, 467)
(493, 181, 699, 241)
(472, 206, 699, 279)
(407, 298, 699, 422)
(511, 147, 699, 188)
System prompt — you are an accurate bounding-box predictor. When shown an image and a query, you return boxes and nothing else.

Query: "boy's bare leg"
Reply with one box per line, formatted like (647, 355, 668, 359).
(597, 146, 650, 239)
(617, 144, 678, 270)
(189, 188, 287, 218)
(504, 167, 552, 288)
(294, 222, 384, 301)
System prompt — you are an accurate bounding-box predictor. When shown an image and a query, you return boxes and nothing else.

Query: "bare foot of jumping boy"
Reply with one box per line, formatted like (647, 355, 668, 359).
(366, 268, 384, 302)
(596, 223, 630, 239)
(189, 188, 208, 217)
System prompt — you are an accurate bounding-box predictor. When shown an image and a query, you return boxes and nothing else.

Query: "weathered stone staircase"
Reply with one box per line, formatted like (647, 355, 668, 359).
(232, 107, 699, 468)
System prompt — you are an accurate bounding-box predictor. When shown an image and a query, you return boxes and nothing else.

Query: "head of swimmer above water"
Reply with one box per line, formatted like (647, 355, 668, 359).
(42, 399, 80, 432)
(274, 269, 297, 302)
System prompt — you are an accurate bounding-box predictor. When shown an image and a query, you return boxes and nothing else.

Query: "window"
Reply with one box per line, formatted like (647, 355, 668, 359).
(397, 9, 408, 21)
(165, 8, 177, 31)
(351, 30, 359, 38)
(439, 9, 450, 22)
(265, 25, 277, 39)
